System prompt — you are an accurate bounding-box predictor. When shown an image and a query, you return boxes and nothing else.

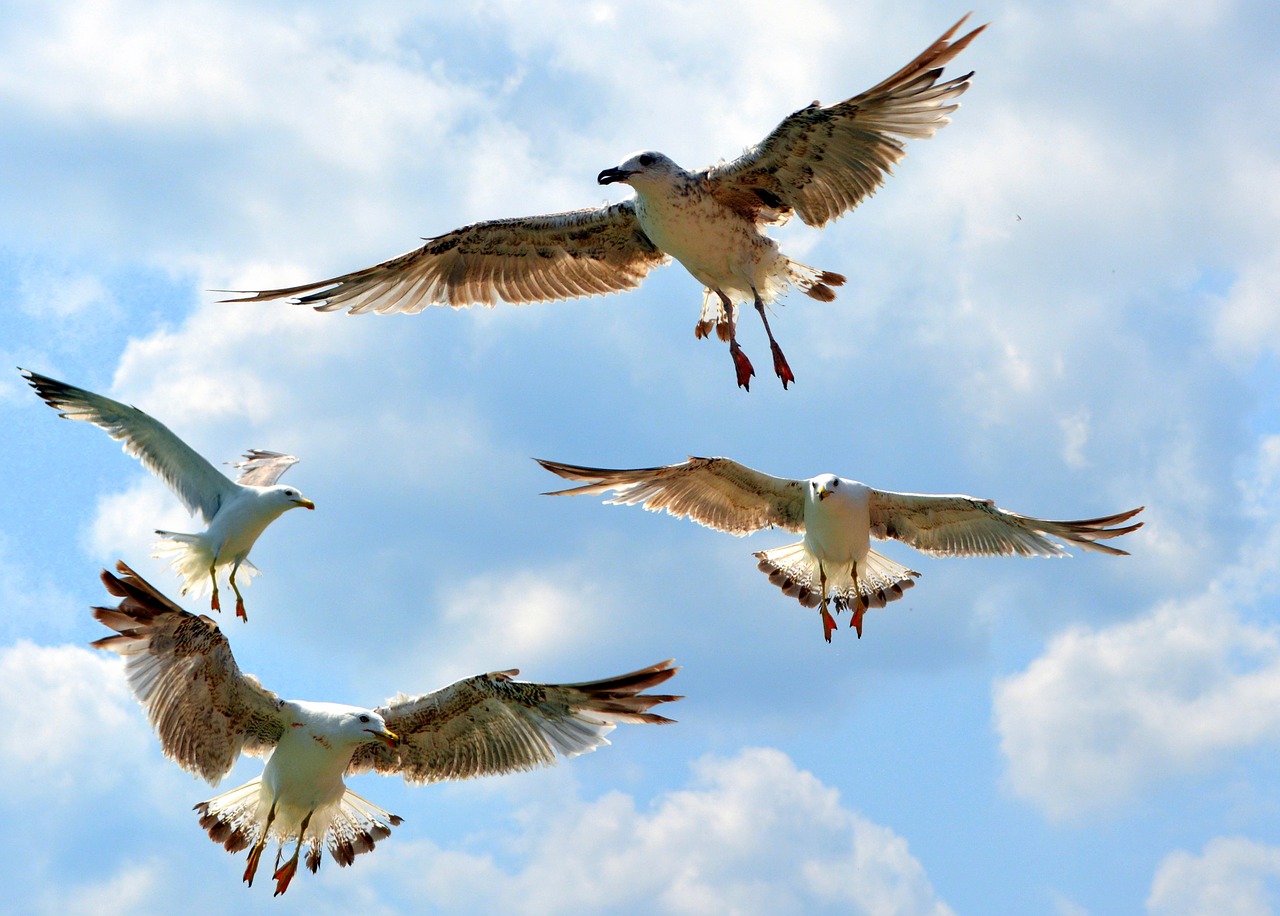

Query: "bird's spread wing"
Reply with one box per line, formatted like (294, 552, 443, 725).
(348, 660, 680, 783)
(22, 369, 237, 523)
(229, 449, 299, 487)
(90, 562, 285, 783)
(536, 456, 807, 535)
(222, 201, 669, 314)
(867, 489, 1145, 557)
(703, 15, 986, 229)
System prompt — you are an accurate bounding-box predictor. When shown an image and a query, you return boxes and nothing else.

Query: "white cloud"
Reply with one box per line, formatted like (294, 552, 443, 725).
(1148, 837, 1280, 916)
(362, 747, 952, 915)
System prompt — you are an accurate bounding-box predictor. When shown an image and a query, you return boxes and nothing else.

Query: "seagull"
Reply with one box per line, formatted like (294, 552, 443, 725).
(21, 369, 314, 620)
(536, 456, 1144, 642)
(91, 562, 680, 895)
(226, 16, 986, 390)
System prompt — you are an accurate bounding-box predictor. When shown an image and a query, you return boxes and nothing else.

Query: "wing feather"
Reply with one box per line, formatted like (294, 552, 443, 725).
(90, 562, 285, 783)
(222, 202, 669, 314)
(228, 449, 299, 487)
(348, 660, 680, 783)
(704, 15, 986, 228)
(536, 456, 806, 535)
(868, 490, 1144, 558)
(22, 369, 237, 523)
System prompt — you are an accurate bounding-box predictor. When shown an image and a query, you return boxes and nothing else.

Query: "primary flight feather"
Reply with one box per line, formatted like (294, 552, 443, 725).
(22, 369, 314, 620)
(91, 562, 680, 895)
(227, 16, 986, 391)
(537, 456, 1143, 642)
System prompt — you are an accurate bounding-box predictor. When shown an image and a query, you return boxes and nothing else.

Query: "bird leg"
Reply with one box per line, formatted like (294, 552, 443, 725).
(209, 562, 221, 613)
(272, 810, 313, 896)
(818, 565, 837, 643)
(229, 559, 248, 621)
(850, 561, 865, 638)
(753, 288, 794, 389)
(243, 801, 278, 887)
(717, 290, 755, 390)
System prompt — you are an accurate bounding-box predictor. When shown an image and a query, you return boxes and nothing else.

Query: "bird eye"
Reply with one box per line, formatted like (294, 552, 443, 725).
(285, 489, 295, 496)
(830, 480, 839, 487)
(638, 154, 655, 167)
(359, 714, 370, 723)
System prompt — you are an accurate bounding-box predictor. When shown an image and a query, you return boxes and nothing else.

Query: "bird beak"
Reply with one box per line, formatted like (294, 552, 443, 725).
(295, 498, 316, 510)
(597, 167, 632, 185)
(816, 486, 831, 501)
(367, 728, 399, 749)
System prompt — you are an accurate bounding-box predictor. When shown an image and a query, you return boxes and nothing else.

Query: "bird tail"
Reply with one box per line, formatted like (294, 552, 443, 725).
(786, 261, 846, 303)
(195, 779, 403, 877)
(151, 531, 258, 598)
(754, 541, 919, 610)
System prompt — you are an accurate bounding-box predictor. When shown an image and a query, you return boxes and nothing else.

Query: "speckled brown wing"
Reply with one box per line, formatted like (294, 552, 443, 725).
(223, 201, 668, 314)
(704, 15, 986, 229)
(866, 489, 1145, 558)
(91, 562, 286, 784)
(536, 456, 807, 536)
(348, 660, 679, 783)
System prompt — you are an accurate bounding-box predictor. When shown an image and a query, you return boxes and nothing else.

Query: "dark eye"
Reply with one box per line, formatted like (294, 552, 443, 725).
(285, 489, 295, 496)
(830, 480, 839, 487)
(359, 714, 370, 723)
(638, 154, 655, 167)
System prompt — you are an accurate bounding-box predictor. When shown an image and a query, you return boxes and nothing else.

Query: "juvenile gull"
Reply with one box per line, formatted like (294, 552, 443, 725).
(537, 456, 1144, 642)
(228, 16, 986, 390)
(22, 369, 314, 619)
(91, 562, 680, 895)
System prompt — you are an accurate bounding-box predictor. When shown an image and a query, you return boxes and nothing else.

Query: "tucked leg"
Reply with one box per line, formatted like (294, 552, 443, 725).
(273, 810, 313, 896)
(753, 288, 794, 388)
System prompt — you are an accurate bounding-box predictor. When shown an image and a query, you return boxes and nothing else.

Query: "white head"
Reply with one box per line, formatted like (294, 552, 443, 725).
(301, 702, 400, 750)
(265, 484, 315, 513)
(809, 474, 844, 503)
(597, 150, 684, 190)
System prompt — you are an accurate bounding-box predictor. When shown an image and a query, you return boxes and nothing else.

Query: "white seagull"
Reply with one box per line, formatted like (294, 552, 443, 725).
(227, 16, 986, 390)
(92, 562, 680, 895)
(22, 369, 314, 620)
(537, 457, 1144, 642)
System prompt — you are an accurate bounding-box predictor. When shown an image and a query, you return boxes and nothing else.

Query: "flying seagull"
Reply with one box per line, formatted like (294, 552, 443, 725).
(226, 16, 986, 390)
(22, 369, 314, 619)
(536, 457, 1144, 642)
(91, 562, 680, 895)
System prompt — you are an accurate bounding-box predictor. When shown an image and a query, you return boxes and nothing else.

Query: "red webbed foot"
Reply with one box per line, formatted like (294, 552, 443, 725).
(729, 340, 755, 390)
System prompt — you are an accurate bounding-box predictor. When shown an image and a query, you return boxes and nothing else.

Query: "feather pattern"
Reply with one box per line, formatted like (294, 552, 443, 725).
(90, 562, 285, 782)
(222, 202, 668, 314)
(230, 450, 300, 488)
(537, 456, 806, 535)
(348, 660, 680, 782)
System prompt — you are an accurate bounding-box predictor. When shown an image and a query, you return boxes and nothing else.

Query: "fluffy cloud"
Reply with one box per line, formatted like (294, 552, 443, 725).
(1148, 837, 1280, 916)
(361, 747, 952, 915)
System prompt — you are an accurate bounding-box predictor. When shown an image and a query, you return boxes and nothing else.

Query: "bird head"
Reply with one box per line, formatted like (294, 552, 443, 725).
(345, 707, 400, 749)
(598, 150, 680, 188)
(811, 474, 842, 502)
(272, 486, 315, 512)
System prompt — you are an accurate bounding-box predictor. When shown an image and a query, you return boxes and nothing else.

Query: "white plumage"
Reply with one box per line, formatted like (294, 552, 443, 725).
(91, 563, 680, 894)
(537, 457, 1144, 641)
(227, 16, 985, 390)
(22, 369, 314, 620)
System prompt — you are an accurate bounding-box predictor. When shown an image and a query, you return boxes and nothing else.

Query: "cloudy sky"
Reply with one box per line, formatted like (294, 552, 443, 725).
(3, 0, 1280, 912)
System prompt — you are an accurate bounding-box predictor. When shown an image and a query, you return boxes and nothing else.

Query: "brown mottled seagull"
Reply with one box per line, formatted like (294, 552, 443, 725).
(227, 16, 986, 390)
(91, 562, 680, 895)
(22, 369, 313, 620)
(537, 457, 1144, 642)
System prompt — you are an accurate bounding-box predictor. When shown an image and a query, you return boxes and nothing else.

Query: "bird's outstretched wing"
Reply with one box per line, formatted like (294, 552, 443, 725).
(22, 369, 237, 523)
(348, 660, 680, 783)
(866, 490, 1144, 557)
(222, 201, 668, 314)
(229, 449, 299, 487)
(536, 456, 807, 535)
(704, 15, 986, 228)
(90, 562, 286, 783)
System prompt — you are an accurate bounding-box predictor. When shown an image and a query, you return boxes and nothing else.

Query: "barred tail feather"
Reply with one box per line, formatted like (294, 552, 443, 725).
(195, 778, 266, 855)
(754, 542, 920, 611)
(787, 260, 846, 302)
(323, 788, 404, 870)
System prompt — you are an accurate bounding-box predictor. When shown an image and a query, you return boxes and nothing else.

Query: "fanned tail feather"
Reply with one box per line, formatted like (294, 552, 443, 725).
(152, 531, 259, 598)
(754, 541, 919, 612)
(788, 261, 846, 303)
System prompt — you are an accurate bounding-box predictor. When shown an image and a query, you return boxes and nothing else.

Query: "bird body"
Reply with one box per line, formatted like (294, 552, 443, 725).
(537, 457, 1144, 641)
(22, 370, 313, 619)
(229, 16, 986, 390)
(91, 563, 680, 894)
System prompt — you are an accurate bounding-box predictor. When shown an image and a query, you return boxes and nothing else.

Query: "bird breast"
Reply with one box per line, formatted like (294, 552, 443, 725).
(634, 183, 773, 291)
(803, 485, 872, 563)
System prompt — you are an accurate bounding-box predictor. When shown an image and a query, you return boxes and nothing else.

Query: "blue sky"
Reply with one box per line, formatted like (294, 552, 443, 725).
(3, 0, 1280, 912)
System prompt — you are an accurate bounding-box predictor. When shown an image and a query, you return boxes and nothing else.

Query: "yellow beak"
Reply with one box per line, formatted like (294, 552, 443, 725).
(295, 498, 316, 510)
(367, 727, 400, 749)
